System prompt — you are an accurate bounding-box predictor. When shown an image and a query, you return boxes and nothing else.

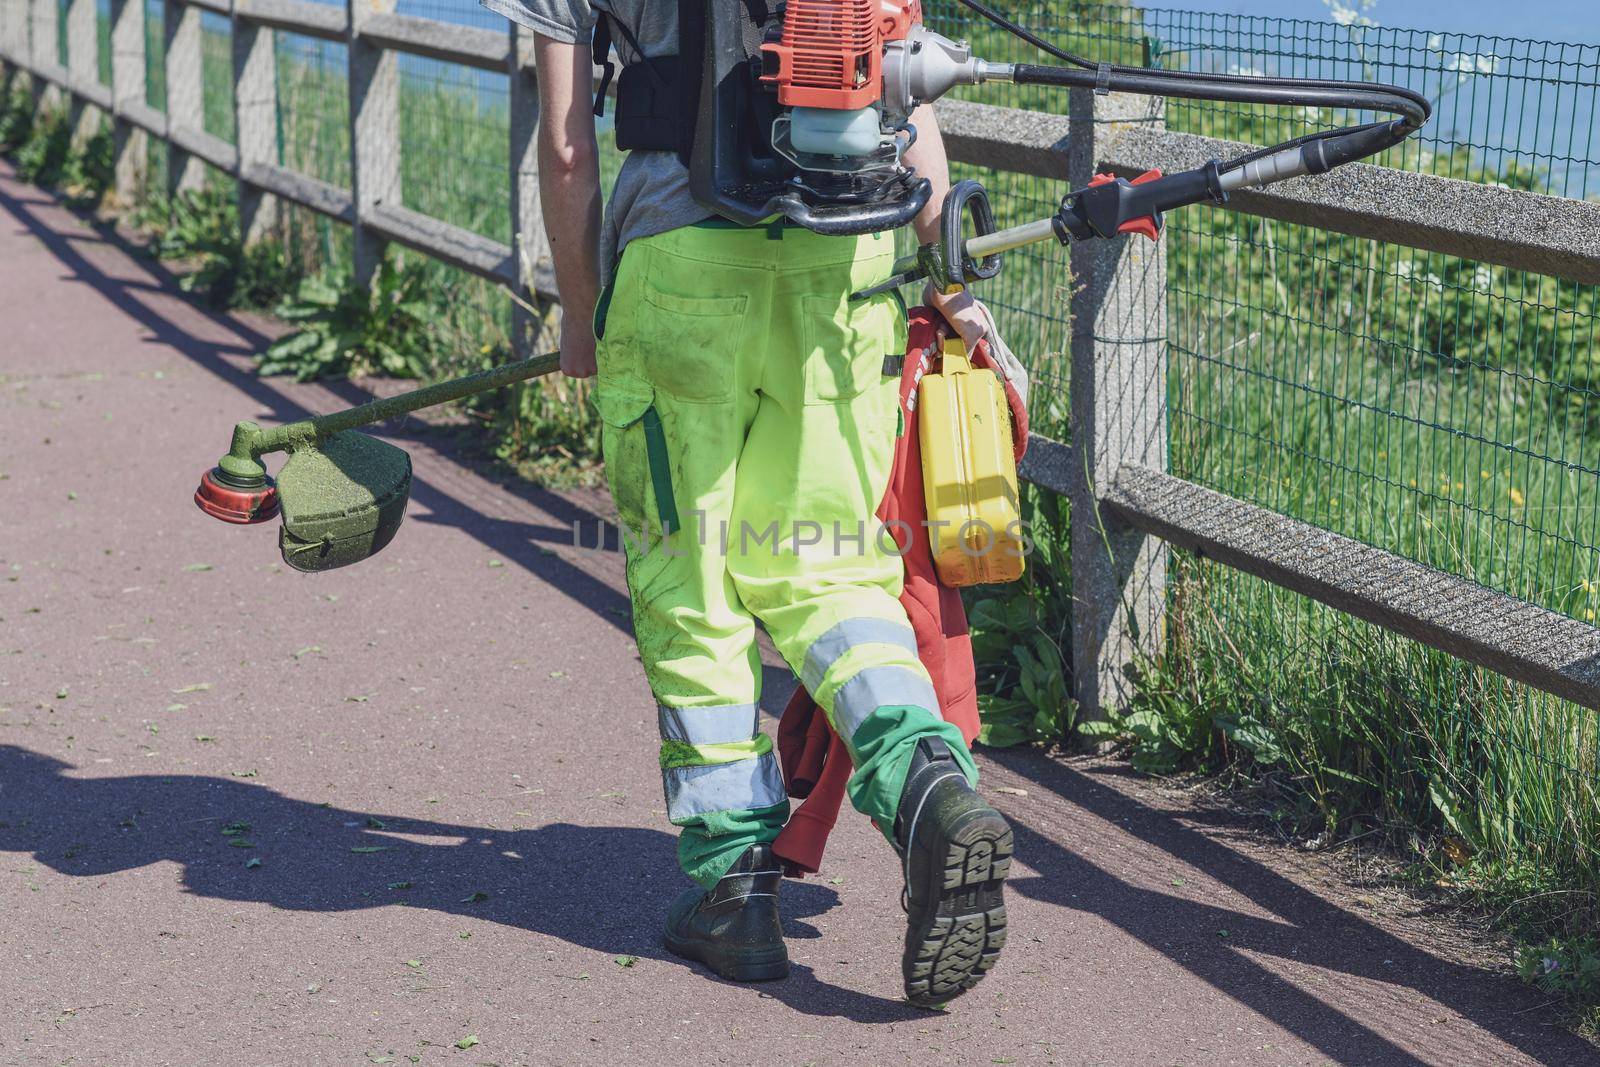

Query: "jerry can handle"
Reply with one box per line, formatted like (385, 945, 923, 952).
(940, 335, 973, 375)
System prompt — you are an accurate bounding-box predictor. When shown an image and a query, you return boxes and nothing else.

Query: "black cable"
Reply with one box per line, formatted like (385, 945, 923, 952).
(1008, 63, 1427, 174)
(1010, 65, 1426, 130)
(950, 0, 1092, 67)
(952, 0, 1430, 175)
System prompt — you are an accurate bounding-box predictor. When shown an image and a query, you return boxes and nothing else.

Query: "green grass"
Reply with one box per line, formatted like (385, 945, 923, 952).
(1, 79, 113, 203)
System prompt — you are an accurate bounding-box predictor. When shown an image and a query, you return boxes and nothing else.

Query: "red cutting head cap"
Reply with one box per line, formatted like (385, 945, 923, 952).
(194, 468, 280, 524)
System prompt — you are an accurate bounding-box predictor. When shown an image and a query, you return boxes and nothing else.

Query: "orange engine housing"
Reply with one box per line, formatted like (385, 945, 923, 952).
(761, 0, 919, 110)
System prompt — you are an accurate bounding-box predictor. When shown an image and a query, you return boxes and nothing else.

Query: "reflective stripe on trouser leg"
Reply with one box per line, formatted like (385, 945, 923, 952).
(800, 617, 921, 696)
(829, 664, 942, 742)
(657, 703, 785, 828)
(662, 733, 787, 823)
(798, 616, 942, 752)
(658, 702, 760, 745)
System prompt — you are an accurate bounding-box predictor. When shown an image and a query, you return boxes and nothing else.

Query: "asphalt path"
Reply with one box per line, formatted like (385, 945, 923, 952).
(1, 162, 1593, 1066)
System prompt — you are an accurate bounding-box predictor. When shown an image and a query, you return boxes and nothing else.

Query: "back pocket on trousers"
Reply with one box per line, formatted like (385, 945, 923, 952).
(639, 274, 748, 404)
(801, 292, 900, 404)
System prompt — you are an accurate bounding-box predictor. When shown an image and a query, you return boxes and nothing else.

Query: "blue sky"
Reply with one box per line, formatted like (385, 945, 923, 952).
(1185, 0, 1600, 44)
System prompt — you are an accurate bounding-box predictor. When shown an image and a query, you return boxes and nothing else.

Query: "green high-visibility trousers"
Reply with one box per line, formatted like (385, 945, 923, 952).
(593, 220, 976, 888)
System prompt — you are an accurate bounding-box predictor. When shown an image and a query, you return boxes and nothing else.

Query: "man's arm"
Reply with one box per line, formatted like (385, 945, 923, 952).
(901, 103, 988, 349)
(533, 35, 603, 378)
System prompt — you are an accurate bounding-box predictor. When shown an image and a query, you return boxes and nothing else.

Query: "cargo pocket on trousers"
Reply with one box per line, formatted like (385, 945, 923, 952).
(802, 291, 901, 405)
(595, 375, 680, 543)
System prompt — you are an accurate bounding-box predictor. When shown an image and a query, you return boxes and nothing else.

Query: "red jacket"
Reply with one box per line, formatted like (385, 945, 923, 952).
(772, 308, 1029, 876)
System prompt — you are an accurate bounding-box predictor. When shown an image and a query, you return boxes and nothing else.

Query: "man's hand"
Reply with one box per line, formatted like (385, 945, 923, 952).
(924, 282, 988, 350)
(561, 320, 598, 379)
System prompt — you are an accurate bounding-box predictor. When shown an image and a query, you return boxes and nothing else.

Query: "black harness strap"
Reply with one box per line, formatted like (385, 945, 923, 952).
(593, 11, 669, 118)
(590, 14, 614, 117)
(598, 0, 775, 162)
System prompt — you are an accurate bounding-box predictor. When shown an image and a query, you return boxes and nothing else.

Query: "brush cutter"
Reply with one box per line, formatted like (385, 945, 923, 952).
(194, 352, 558, 572)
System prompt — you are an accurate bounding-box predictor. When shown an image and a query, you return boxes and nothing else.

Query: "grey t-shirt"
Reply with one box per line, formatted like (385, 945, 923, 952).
(481, 0, 710, 275)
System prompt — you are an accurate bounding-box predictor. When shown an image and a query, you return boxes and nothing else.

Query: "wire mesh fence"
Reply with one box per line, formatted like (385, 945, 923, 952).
(1162, 205, 1600, 885)
(142, 0, 161, 107)
(912, 2, 1600, 618)
(393, 0, 501, 31)
(397, 56, 508, 242)
(274, 32, 348, 188)
(198, 9, 230, 141)
(94, 0, 107, 84)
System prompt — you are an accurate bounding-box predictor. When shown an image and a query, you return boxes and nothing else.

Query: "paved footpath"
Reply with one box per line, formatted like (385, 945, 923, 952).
(2, 162, 1595, 1067)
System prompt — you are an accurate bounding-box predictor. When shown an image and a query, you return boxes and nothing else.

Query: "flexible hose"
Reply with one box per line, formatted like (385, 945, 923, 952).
(952, 0, 1429, 174)
(954, 0, 1429, 124)
(1009, 64, 1428, 133)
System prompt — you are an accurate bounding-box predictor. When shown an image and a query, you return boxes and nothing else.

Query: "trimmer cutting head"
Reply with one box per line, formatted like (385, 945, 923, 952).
(195, 468, 280, 524)
(274, 431, 412, 573)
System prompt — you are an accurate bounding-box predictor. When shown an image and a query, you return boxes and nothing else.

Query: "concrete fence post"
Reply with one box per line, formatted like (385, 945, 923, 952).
(28, 0, 57, 108)
(163, 0, 207, 194)
(1, 0, 26, 92)
(108, 0, 146, 208)
(507, 23, 548, 356)
(64, 0, 97, 146)
(1067, 89, 1168, 727)
(347, 0, 399, 288)
(231, 0, 276, 242)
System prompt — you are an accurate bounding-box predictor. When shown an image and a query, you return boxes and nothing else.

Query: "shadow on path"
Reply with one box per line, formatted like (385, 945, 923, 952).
(990, 748, 1595, 1066)
(0, 744, 920, 1023)
(5, 168, 1588, 1057)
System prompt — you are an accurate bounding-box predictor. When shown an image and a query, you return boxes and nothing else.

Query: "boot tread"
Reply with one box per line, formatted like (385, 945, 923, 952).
(902, 804, 1013, 1007)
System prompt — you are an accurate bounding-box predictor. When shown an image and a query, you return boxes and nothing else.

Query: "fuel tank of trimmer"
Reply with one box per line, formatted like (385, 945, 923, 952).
(275, 431, 412, 573)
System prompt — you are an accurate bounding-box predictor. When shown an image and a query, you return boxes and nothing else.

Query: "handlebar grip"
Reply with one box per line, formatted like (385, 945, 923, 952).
(775, 179, 934, 236)
(1058, 163, 1227, 242)
(941, 180, 1003, 290)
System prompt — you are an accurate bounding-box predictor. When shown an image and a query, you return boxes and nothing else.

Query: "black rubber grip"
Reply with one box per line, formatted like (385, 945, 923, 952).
(773, 179, 933, 237)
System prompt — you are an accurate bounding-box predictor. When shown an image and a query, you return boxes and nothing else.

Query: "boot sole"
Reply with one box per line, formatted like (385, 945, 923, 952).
(663, 929, 790, 983)
(902, 806, 1013, 1007)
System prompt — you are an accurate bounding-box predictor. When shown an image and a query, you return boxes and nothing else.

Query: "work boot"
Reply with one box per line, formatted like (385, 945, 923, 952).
(663, 843, 788, 982)
(893, 737, 1013, 1006)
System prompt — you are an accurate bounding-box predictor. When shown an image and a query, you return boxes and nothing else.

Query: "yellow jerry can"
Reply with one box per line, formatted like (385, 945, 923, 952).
(917, 337, 1026, 587)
